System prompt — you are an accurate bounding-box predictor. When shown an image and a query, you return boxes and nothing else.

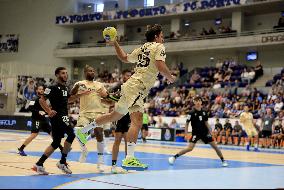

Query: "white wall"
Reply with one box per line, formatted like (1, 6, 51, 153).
(244, 13, 281, 31)
(0, 0, 76, 77)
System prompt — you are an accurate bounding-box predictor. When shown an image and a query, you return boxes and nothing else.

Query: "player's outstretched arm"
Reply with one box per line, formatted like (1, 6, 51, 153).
(155, 60, 176, 84)
(113, 40, 128, 63)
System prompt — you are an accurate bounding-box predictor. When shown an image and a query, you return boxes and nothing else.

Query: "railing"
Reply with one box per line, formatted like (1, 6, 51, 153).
(56, 28, 284, 49)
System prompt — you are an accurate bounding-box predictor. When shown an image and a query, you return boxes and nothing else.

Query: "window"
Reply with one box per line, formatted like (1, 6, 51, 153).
(144, 0, 154, 7)
(95, 4, 104, 12)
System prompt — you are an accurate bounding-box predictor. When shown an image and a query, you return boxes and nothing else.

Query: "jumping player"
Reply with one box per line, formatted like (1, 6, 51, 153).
(76, 24, 176, 170)
(18, 85, 63, 156)
(168, 97, 228, 167)
(32, 67, 76, 175)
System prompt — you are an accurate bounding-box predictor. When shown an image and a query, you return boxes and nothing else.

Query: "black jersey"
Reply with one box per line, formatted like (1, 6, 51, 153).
(44, 83, 70, 117)
(186, 108, 209, 134)
(274, 126, 282, 134)
(224, 123, 233, 131)
(28, 96, 46, 121)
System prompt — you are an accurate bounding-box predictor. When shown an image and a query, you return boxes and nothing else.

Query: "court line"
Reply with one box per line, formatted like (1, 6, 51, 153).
(0, 160, 142, 189)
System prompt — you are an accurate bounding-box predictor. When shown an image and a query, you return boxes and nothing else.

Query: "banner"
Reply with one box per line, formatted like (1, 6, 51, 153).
(147, 128, 162, 140)
(0, 116, 32, 131)
(56, 0, 244, 25)
(0, 34, 19, 53)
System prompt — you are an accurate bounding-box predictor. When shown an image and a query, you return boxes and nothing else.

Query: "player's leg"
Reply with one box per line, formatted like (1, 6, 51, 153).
(169, 142, 196, 165)
(93, 127, 105, 172)
(111, 132, 123, 173)
(122, 111, 148, 170)
(32, 135, 61, 175)
(209, 142, 228, 167)
(18, 133, 38, 156)
(56, 125, 75, 175)
(103, 128, 112, 155)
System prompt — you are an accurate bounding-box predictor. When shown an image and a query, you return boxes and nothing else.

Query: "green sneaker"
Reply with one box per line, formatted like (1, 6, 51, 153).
(75, 128, 88, 145)
(122, 157, 148, 171)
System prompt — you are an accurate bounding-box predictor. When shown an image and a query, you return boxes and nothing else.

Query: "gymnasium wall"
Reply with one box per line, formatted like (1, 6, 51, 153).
(0, 0, 76, 77)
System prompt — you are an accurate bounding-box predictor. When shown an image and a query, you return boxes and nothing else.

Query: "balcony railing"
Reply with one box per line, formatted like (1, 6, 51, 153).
(56, 27, 284, 49)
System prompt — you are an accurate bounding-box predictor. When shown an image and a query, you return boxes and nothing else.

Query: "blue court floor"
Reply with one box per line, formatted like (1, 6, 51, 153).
(0, 130, 284, 189)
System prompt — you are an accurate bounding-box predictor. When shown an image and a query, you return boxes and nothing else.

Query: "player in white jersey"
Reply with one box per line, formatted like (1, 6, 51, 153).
(239, 105, 259, 151)
(76, 25, 176, 170)
(70, 65, 110, 172)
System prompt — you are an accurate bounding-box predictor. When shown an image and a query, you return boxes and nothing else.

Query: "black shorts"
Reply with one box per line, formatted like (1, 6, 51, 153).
(115, 114, 130, 134)
(31, 119, 51, 134)
(190, 133, 214, 144)
(50, 115, 74, 139)
(261, 130, 272, 138)
(142, 124, 149, 131)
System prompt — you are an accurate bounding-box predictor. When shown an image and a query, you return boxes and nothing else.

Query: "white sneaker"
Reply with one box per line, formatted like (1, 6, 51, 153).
(56, 162, 72, 174)
(32, 165, 49, 175)
(111, 165, 128, 174)
(79, 146, 88, 163)
(97, 155, 104, 173)
(222, 161, 229, 167)
(168, 157, 176, 165)
(104, 150, 112, 155)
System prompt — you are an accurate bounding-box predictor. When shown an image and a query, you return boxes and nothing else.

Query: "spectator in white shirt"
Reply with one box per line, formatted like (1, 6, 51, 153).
(274, 99, 283, 113)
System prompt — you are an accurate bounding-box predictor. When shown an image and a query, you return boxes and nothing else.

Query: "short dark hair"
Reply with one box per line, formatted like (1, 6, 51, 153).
(122, 69, 131, 75)
(194, 96, 203, 102)
(145, 24, 163, 42)
(84, 65, 94, 73)
(35, 85, 44, 91)
(55, 67, 67, 75)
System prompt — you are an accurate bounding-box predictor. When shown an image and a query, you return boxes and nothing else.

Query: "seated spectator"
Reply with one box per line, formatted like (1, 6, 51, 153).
(208, 27, 216, 35)
(232, 121, 244, 146)
(223, 71, 232, 82)
(241, 68, 255, 84)
(271, 119, 283, 148)
(224, 119, 233, 145)
(274, 99, 283, 113)
(169, 119, 180, 129)
(213, 118, 224, 144)
(254, 61, 263, 78)
(200, 28, 209, 36)
(190, 70, 201, 85)
(214, 70, 223, 82)
(216, 59, 223, 69)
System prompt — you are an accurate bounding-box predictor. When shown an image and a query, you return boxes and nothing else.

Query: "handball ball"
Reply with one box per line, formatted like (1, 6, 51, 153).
(103, 27, 117, 41)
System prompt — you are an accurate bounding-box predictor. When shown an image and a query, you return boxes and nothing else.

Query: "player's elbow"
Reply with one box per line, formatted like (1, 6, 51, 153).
(118, 55, 128, 63)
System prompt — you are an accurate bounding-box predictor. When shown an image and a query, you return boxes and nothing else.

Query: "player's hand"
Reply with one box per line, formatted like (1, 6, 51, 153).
(167, 75, 176, 84)
(105, 37, 118, 46)
(48, 110, 57, 118)
(39, 111, 46, 116)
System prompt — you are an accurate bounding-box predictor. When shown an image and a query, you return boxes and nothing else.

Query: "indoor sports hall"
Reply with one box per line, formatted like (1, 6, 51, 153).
(0, 0, 284, 189)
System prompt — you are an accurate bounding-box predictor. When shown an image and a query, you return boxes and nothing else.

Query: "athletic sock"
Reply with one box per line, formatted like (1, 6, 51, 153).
(36, 155, 48, 166)
(126, 142, 136, 159)
(174, 154, 180, 159)
(60, 153, 67, 164)
(112, 160, 117, 166)
(97, 141, 104, 155)
(19, 145, 26, 151)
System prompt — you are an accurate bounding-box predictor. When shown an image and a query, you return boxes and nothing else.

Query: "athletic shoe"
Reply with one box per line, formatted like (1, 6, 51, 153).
(122, 157, 148, 171)
(104, 150, 112, 155)
(168, 156, 176, 165)
(32, 165, 49, 175)
(97, 155, 104, 173)
(75, 128, 88, 145)
(79, 146, 88, 163)
(56, 162, 72, 175)
(18, 148, 27, 156)
(246, 144, 250, 151)
(222, 161, 229, 167)
(254, 148, 260, 152)
(111, 165, 128, 174)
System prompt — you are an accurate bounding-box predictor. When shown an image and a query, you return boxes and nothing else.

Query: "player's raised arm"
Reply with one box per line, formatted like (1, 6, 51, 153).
(113, 41, 129, 63)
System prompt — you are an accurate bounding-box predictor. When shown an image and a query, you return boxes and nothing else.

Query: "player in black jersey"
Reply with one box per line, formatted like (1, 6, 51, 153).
(18, 86, 63, 156)
(169, 96, 228, 167)
(32, 67, 76, 175)
(110, 70, 132, 174)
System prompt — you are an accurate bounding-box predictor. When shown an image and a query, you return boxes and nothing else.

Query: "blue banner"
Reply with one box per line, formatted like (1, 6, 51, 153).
(56, 0, 243, 25)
